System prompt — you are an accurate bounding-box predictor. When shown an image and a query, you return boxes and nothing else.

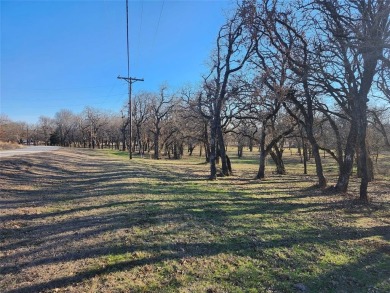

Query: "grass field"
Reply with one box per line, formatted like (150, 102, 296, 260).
(0, 147, 389, 292)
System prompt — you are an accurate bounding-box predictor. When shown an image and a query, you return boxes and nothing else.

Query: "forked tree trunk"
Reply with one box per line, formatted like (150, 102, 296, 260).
(270, 147, 286, 175)
(335, 118, 358, 193)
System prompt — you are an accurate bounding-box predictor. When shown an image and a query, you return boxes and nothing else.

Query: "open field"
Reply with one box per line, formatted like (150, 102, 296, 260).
(0, 148, 389, 292)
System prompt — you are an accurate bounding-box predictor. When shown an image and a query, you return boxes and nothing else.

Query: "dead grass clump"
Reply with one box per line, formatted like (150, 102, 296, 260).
(0, 141, 23, 150)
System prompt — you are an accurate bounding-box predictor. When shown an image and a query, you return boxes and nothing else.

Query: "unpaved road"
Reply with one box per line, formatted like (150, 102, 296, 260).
(0, 146, 60, 158)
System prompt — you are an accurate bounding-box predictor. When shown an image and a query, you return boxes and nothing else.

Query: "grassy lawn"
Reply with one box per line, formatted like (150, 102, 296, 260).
(0, 148, 389, 292)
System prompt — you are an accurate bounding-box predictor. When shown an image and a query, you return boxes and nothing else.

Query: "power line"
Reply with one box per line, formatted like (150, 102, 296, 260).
(3, 85, 118, 92)
(126, 0, 130, 79)
(153, 0, 165, 47)
(135, 0, 144, 72)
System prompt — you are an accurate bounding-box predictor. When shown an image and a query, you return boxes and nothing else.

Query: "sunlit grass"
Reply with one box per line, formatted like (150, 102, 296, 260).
(1, 148, 389, 292)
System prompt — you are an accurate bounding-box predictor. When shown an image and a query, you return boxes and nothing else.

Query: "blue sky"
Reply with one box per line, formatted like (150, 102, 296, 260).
(1, 0, 233, 123)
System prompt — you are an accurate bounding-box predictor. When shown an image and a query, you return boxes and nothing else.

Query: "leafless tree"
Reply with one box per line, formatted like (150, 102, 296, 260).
(132, 92, 152, 155)
(243, 0, 328, 187)
(200, 7, 254, 179)
(83, 107, 108, 149)
(36, 116, 55, 145)
(0, 115, 29, 144)
(54, 109, 76, 147)
(149, 86, 176, 159)
(313, 0, 390, 201)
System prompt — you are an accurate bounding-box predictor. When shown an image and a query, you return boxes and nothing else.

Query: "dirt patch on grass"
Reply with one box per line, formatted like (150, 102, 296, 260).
(1, 149, 389, 293)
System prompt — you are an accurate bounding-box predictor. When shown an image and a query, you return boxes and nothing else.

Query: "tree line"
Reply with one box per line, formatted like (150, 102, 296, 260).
(1, 0, 389, 202)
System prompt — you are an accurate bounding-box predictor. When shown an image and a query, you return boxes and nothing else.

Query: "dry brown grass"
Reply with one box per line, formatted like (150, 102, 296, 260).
(0, 141, 23, 151)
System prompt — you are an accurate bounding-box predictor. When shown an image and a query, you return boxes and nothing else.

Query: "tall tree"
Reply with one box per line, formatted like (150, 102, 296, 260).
(132, 93, 151, 155)
(200, 8, 254, 179)
(54, 109, 76, 147)
(245, 0, 328, 187)
(149, 86, 176, 159)
(314, 0, 390, 201)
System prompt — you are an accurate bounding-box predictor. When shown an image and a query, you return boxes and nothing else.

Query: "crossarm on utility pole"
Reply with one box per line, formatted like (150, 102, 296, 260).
(117, 76, 144, 159)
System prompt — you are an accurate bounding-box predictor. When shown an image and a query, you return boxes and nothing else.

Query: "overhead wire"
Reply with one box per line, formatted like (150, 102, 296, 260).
(126, 0, 130, 78)
(153, 0, 165, 47)
(134, 0, 144, 73)
(12, 92, 129, 113)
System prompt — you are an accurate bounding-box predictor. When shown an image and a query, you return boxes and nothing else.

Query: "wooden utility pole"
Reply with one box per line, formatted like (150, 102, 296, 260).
(117, 0, 144, 159)
(117, 76, 144, 159)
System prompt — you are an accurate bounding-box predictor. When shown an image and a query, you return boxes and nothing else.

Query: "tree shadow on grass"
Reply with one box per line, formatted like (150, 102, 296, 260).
(3, 223, 389, 293)
(1, 149, 389, 292)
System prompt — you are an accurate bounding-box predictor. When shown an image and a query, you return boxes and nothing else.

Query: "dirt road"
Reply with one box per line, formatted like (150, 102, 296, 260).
(0, 146, 60, 158)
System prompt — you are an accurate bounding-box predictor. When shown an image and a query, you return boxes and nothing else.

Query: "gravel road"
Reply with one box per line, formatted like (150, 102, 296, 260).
(0, 146, 61, 158)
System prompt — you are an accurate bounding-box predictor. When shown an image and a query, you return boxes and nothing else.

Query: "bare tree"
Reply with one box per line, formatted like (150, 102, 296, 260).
(368, 107, 390, 149)
(132, 92, 151, 155)
(36, 116, 55, 145)
(200, 8, 254, 179)
(314, 0, 390, 201)
(0, 115, 27, 144)
(149, 86, 176, 159)
(83, 107, 108, 149)
(243, 0, 328, 187)
(54, 109, 76, 147)
(180, 86, 211, 159)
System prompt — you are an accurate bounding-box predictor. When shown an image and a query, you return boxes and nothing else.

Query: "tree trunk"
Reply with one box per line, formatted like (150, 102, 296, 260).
(300, 128, 307, 174)
(154, 130, 160, 159)
(217, 123, 230, 176)
(297, 137, 302, 162)
(357, 49, 379, 202)
(226, 155, 232, 174)
(303, 142, 308, 175)
(270, 147, 286, 175)
(188, 144, 195, 156)
(209, 118, 217, 179)
(237, 145, 243, 158)
(357, 98, 369, 202)
(335, 117, 358, 193)
(307, 126, 327, 188)
(257, 149, 266, 179)
(121, 128, 126, 151)
(173, 142, 181, 159)
(256, 126, 267, 179)
(204, 122, 210, 162)
(311, 143, 326, 187)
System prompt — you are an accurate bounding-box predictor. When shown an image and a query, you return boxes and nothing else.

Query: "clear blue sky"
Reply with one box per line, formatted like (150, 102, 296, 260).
(1, 0, 233, 124)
